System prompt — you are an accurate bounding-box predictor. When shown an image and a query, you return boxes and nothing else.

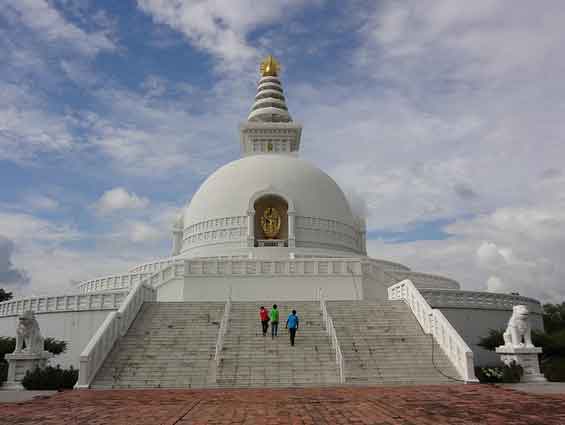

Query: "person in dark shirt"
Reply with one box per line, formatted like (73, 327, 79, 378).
(286, 309, 299, 346)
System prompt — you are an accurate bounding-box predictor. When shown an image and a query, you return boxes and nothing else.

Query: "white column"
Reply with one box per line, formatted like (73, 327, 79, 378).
(288, 211, 296, 248)
(171, 226, 183, 256)
(247, 210, 255, 248)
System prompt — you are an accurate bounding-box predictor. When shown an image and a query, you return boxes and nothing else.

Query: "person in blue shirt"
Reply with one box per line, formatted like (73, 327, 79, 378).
(286, 310, 299, 346)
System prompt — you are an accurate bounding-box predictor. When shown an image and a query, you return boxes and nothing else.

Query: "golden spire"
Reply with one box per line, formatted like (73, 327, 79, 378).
(260, 55, 280, 77)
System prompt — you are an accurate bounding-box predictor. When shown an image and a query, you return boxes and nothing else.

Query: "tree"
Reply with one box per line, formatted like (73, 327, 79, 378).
(543, 303, 565, 334)
(0, 288, 12, 303)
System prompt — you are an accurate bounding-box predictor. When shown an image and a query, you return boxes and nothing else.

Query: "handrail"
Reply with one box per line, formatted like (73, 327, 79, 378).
(76, 260, 185, 294)
(318, 289, 345, 384)
(0, 292, 127, 317)
(388, 279, 478, 383)
(75, 276, 158, 389)
(75, 272, 152, 293)
(214, 288, 232, 368)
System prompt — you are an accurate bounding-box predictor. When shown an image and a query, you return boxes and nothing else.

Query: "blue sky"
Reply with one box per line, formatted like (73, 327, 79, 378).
(1, 0, 565, 302)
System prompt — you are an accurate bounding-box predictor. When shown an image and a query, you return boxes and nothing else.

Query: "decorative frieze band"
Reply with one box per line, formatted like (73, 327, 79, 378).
(184, 258, 363, 277)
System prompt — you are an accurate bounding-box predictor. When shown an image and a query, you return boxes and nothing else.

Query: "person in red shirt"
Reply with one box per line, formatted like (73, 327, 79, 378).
(259, 306, 269, 336)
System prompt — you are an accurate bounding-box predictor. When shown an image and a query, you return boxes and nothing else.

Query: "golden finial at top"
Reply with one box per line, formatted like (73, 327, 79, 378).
(260, 55, 280, 77)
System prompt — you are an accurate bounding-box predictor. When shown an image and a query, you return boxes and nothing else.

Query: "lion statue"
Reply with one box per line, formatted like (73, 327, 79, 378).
(15, 310, 44, 354)
(503, 305, 534, 348)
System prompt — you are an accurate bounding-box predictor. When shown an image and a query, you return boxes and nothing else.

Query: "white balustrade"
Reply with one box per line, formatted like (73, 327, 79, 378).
(76, 272, 152, 294)
(74, 264, 185, 388)
(214, 287, 232, 368)
(257, 239, 286, 247)
(76, 260, 185, 294)
(388, 279, 478, 383)
(420, 289, 543, 314)
(128, 258, 176, 274)
(318, 289, 345, 384)
(0, 292, 127, 317)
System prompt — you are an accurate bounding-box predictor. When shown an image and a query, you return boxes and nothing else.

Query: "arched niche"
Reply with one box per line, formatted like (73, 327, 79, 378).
(246, 187, 296, 248)
(254, 194, 288, 244)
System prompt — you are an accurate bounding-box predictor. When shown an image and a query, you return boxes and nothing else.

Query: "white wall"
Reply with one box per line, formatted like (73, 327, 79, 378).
(439, 307, 544, 366)
(174, 275, 359, 301)
(156, 277, 184, 301)
(0, 310, 112, 369)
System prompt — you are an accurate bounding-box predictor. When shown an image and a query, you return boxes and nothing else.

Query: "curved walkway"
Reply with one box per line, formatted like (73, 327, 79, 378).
(1, 384, 565, 424)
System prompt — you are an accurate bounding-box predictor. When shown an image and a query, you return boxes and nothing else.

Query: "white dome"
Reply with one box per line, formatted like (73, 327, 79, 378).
(184, 155, 355, 227)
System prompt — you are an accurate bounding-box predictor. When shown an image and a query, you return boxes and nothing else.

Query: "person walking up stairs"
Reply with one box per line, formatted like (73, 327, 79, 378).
(286, 309, 299, 346)
(259, 306, 269, 337)
(270, 304, 279, 338)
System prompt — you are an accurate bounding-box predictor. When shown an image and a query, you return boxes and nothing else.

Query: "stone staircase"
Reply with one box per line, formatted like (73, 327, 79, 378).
(216, 301, 340, 387)
(88, 299, 462, 389)
(327, 300, 461, 385)
(91, 301, 224, 389)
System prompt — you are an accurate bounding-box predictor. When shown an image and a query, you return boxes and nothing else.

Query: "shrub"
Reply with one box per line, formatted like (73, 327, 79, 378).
(0, 361, 7, 384)
(0, 337, 16, 361)
(475, 366, 504, 383)
(543, 357, 565, 382)
(475, 362, 523, 384)
(21, 365, 78, 390)
(0, 336, 67, 385)
(543, 302, 565, 334)
(44, 338, 67, 355)
(0, 336, 67, 359)
(477, 329, 504, 351)
(0, 288, 12, 302)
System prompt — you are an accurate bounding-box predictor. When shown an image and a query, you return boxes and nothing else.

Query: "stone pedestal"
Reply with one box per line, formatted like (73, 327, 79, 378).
(496, 345, 546, 383)
(4, 351, 53, 390)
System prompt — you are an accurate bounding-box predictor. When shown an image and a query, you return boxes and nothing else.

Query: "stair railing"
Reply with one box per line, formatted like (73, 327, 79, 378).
(388, 279, 478, 383)
(75, 279, 156, 389)
(214, 288, 232, 367)
(317, 289, 345, 384)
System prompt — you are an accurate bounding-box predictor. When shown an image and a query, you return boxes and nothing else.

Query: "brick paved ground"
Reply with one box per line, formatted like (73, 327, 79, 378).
(1, 385, 565, 425)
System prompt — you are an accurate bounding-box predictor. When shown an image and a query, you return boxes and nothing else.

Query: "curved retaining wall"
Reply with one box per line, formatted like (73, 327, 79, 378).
(0, 292, 127, 369)
(385, 270, 460, 290)
(421, 289, 543, 365)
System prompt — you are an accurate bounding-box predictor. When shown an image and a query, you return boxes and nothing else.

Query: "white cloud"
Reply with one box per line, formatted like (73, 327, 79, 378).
(136, 0, 316, 70)
(368, 201, 565, 302)
(0, 82, 75, 162)
(0, 212, 79, 243)
(476, 242, 508, 269)
(0, 0, 119, 163)
(23, 194, 59, 212)
(83, 81, 245, 176)
(0, 209, 173, 297)
(95, 187, 150, 215)
(486, 276, 504, 293)
(2, 0, 116, 56)
(126, 221, 162, 243)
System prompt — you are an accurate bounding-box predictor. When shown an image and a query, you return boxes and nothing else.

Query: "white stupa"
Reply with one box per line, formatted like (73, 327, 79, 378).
(175, 55, 366, 261)
(73, 55, 537, 308)
(0, 56, 544, 373)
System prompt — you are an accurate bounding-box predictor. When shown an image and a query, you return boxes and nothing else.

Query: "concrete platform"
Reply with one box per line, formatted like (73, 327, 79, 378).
(501, 382, 565, 394)
(1, 385, 565, 424)
(0, 390, 57, 403)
